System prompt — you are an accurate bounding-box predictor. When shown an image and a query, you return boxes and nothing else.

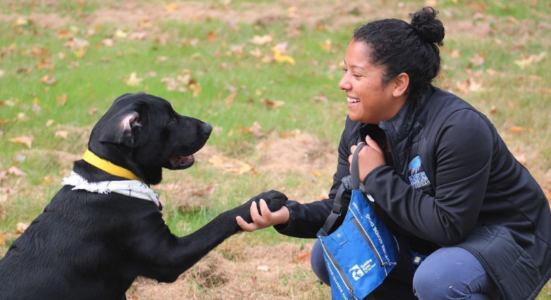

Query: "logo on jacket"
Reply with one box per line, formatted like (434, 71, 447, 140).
(408, 156, 430, 189)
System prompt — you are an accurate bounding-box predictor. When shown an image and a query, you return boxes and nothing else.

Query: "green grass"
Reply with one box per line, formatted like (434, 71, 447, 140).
(1, 0, 550, 298)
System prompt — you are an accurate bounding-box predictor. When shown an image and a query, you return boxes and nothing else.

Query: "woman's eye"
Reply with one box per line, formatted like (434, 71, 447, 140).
(342, 68, 348, 72)
(353, 74, 361, 78)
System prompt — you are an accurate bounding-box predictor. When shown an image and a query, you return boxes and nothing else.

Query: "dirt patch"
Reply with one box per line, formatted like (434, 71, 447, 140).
(126, 241, 323, 300)
(254, 132, 336, 179)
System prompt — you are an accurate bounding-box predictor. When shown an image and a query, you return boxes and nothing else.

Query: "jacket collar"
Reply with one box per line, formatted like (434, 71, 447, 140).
(379, 86, 433, 144)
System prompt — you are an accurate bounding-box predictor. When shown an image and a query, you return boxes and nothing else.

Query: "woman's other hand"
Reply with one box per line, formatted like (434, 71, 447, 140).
(349, 135, 385, 182)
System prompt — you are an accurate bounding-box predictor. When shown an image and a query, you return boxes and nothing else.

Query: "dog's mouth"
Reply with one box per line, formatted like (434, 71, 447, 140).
(169, 154, 195, 169)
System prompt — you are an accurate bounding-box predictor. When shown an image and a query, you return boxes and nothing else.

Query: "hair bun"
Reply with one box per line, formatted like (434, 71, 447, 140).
(409, 7, 445, 46)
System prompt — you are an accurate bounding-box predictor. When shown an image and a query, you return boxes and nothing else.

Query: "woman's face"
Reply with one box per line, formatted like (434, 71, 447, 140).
(338, 40, 406, 124)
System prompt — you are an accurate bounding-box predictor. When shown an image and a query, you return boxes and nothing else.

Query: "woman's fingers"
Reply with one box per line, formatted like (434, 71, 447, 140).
(365, 135, 382, 153)
(236, 199, 290, 232)
(236, 216, 257, 232)
(259, 199, 272, 223)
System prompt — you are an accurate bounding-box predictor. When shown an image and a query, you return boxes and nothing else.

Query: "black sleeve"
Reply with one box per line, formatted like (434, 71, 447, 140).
(274, 117, 356, 238)
(364, 110, 493, 245)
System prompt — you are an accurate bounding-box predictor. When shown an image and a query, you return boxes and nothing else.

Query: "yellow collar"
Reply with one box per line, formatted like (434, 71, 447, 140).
(82, 150, 144, 183)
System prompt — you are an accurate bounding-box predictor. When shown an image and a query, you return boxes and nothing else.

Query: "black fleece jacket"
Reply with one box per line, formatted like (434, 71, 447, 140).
(275, 86, 551, 300)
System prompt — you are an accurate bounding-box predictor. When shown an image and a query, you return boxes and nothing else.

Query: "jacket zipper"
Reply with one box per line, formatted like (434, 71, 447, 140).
(319, 240, 357, 299)
(350, 216, 385, 267)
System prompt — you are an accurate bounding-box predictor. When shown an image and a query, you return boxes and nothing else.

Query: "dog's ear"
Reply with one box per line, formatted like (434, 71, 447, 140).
(98, 103, 150, 148)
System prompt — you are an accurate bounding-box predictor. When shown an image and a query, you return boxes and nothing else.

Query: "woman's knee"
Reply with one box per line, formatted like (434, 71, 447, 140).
(310, 240, 330, 286)
(413, 247, 497, 300)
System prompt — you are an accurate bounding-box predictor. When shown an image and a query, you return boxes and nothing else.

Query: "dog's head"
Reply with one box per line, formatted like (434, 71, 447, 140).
(87, 93, 211, 184)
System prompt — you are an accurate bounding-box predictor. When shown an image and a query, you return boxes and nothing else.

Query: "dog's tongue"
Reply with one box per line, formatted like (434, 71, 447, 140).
(171, 154, 193, 166)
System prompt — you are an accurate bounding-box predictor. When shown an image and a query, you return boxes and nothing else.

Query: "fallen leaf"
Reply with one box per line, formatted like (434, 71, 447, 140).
(9, 136, 33, 148)
(514, 153, 527, 165)
(318, 189, 329, 200)
(320, 39, 332, 52)
(55, 131, 69, 139)
(73, 47, 87, 59)
(514, 52, 547, 69)
(272, 47, 295, 65)
(115, 29, 128, 39)
(224, 93, 236, 104)
(207, 31, 217, 43)
(293, 252, 311, 263)
(40, 74, 56, 85)
(208, 155, 253, 175)
(508, 16, 519, 24)
(16, 222, 29, 235)
(16, 17, 28, 26)
(89, 106, 98, 115)
(103, 39, 114, 46)
(129, 32, 147, 40)
(8, 166, 25, 176)
(57, 94, 67, 106)
(451, 49, 460, 58)
(213, 126, 223, 136)
(0, 234, 4, 246)
(163, 3, 178, 11)
(287, 6, 298, 17)
(37, 59, 52, 69)
(58, 29, 72, 39)
(509, 126, 523, 133)
(468, 78, 484, 92)
(311, 95, 328, 103)
(191, 184, 217, 197)
(46, 119, 55, 126)
(17, 113, 29, 122)
(250, 35, 272, 46)
(260, 98, 285, 108)
(249, 47, 262, 58)
(237, 121, 265, 137)
(125, 72, 143, 86)
(190, 83, 201, 97)
(256, 265, 270, 271)
(0, 70, 4, 78)
(470, 53, 485, 66)
(41, 176, 54, 186)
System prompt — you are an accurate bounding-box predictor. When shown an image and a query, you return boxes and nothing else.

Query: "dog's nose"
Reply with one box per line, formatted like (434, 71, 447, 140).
(201, 123, 212, 136)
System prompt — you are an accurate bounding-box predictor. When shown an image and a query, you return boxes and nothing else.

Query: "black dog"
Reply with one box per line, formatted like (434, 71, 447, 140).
(0, 93, 287, 300)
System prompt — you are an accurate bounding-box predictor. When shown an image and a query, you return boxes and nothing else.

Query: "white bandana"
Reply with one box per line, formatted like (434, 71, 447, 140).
(62, 171, 162, 210)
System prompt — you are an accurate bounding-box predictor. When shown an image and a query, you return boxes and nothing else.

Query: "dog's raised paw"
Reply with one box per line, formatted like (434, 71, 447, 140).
(257, 190, 288, 212)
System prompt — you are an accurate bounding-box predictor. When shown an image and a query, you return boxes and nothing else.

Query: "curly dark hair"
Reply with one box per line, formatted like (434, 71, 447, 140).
(352, 7, 445, 96)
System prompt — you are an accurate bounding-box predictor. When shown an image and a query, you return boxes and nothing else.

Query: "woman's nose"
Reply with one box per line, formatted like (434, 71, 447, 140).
(338, 76, 350, 91)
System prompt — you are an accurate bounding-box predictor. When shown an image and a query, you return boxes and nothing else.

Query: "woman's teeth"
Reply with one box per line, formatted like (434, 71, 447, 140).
(347, 97, 360, 103)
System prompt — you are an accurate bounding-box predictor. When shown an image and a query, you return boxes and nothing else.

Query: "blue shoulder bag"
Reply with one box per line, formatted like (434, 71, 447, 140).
(317, 144, 399, 300)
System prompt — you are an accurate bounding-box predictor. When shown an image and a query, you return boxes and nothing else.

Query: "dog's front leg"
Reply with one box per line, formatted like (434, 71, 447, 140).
(131, 191, 287, 283)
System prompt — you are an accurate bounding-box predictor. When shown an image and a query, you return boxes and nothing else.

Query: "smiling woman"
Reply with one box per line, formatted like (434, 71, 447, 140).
(339, 41, 408, 125)
(237, 6, 551, 300)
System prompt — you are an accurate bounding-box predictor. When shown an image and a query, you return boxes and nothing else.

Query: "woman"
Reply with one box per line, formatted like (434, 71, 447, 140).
(237, 7, 551, 300)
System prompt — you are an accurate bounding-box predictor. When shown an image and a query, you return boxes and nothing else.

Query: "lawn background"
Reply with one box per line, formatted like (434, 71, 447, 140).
(0, 0, 550, 298)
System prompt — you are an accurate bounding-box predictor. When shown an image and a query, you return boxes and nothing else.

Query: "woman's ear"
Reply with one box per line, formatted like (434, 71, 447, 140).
(392, 72, 409, 97)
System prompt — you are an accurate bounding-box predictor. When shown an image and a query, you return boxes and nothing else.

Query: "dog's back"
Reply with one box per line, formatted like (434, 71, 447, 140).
(0, 185, 158, 299)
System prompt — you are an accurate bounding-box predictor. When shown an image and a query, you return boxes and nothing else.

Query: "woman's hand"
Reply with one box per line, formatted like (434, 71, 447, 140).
(236, 199, 290, 232)
(349, 135, 386, 182)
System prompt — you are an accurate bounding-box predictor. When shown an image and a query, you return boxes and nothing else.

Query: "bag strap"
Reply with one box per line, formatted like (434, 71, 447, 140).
(350, 143, 366, 190)
(321, 143, 367, 233)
